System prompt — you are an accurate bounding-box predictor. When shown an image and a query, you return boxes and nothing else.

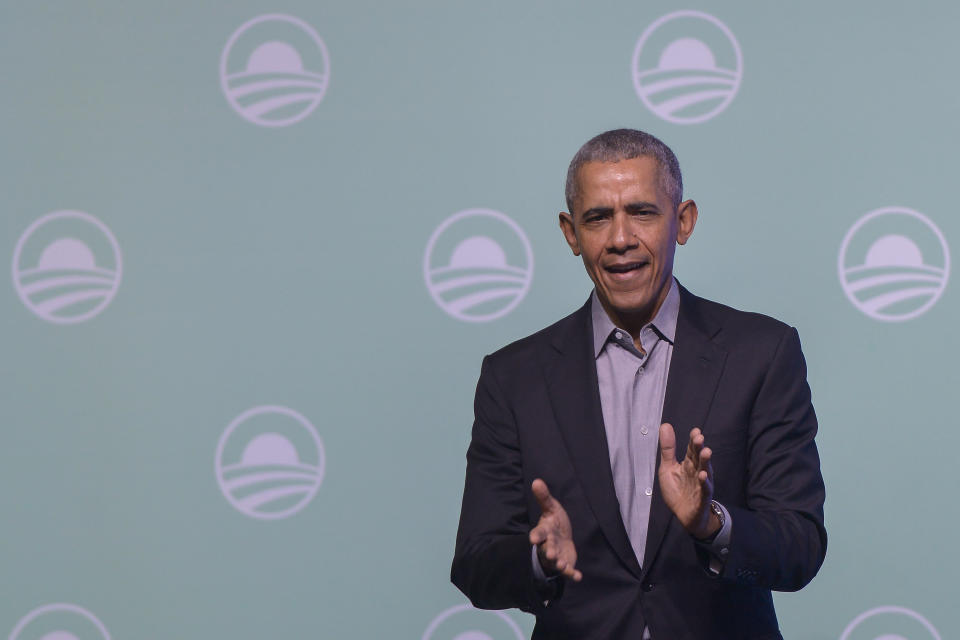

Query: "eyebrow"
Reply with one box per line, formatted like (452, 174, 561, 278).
(580, 201, 660, 218)
(581, 206, 613, 218)
(624, 201, 660, 212)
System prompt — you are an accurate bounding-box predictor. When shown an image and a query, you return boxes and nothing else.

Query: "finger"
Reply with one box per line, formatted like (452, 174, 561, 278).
(560, 558, 581, 581)
(686, 428, 703, 461)
(531, 478, 556, 514)
(534, 540, 554, 573)
(659, 423, 676, 464)
(529, 525, 547, 545)
(699, 447, 714, 492)
(697, 445, 712, 473)
(684, 431, 696, 465)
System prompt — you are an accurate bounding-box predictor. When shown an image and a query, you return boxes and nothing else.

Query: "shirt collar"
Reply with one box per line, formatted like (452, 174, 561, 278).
(590, 278, 680, 358)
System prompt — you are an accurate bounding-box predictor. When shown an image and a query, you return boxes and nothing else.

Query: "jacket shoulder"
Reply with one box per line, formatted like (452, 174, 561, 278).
(682, 289, 797, 350)
(700, 296, 790, 330)
(484, 303, 586, 367)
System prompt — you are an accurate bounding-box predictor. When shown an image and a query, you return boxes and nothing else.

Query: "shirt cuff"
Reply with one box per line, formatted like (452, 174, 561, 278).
(695, 501, 732, 575)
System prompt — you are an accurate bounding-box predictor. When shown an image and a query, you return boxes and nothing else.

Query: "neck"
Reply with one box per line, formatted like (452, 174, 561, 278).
(600, 281, 672, 340)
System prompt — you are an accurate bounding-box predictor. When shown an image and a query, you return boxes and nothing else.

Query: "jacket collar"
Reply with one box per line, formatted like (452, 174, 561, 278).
(590, 279, 681, 357)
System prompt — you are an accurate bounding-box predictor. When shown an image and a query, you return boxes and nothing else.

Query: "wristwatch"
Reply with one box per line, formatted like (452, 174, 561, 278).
(697, 500, 725, 543)
(709, 500, 725, 528)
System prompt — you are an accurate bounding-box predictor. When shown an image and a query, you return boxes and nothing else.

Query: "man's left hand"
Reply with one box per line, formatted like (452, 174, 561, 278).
(658, 423, 720, 540)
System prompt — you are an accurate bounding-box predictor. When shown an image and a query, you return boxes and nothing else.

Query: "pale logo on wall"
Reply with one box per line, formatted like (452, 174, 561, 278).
(631, 10, 743, 124)
(215, 405, 326, 520)
(424, 209, 534, 323)
(840, 605, 941, 640)
(9, 603, 110, 640)
(12, 211, 122, 324)
(839, 207, 949, 322)
(422, 604, 524, 640)
(220, 14, 330, 127)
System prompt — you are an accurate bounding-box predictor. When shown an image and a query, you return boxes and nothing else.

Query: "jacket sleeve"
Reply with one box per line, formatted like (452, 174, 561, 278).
(718, 326, 828, 591)
(450, 355, 558, 612)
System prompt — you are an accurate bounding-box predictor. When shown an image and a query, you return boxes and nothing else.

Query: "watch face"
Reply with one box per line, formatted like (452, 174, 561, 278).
(710, 501, 724, 523)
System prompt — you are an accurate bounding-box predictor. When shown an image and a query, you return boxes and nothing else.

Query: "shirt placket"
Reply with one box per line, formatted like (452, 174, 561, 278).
(632, 327, 660, 564)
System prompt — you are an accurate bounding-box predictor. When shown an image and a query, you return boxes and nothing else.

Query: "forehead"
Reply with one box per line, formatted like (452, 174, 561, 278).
(575, 156, 669, 205)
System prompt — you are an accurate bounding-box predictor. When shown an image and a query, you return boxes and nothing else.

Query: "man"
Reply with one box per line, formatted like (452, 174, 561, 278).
(451, 129, 826, 639)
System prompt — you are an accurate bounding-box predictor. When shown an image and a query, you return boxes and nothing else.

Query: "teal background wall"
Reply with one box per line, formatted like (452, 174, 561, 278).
(2, 1, 955, 638)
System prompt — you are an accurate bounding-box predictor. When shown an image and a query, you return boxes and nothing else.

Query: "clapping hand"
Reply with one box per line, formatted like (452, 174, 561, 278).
(528, 478, 583, 581)
(657, 423, 721, 540)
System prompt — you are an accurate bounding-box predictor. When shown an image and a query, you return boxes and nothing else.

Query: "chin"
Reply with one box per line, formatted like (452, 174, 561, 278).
(605, 291, 656, 315)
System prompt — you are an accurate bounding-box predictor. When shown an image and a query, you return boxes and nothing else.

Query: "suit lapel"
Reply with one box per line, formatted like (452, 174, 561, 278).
(640, 286, 727, 579)
(543, 300, 643, 580)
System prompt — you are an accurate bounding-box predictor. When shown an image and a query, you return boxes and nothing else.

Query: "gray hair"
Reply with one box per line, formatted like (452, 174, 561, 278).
(564, 128, 683, 214)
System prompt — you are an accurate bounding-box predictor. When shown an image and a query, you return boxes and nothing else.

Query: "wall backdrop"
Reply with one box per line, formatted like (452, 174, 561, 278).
(2, 1, 956, 638)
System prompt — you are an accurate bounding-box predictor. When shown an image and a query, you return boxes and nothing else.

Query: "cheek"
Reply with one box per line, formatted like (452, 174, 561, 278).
(578, 242, 603, 268)
(647, 232, 675, 260)
(588, 248, 608, 271)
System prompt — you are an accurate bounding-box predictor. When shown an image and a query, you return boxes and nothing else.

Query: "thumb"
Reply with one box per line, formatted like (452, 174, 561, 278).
(531, 478, 555, 514)
(659, 422, 677, 465)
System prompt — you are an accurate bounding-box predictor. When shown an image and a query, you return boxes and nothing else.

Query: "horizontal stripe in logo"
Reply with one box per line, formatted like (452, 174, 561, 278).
(429, 273, 527, 294)
(30, 290, 110, 315)
(237, 485, 313, 511)
(19, 275, 115, 295)
(636, 75, 736, 98)
(227, 70, 326, 82)
(650, 90, 733, 116)
(222, 469, 320, 492)
(445, 288, 523, 314)
(228, 78, 327, 99)
(239, 93, 322, 118)
(844, 272, 944, 294)
(858, 287, 939, 313)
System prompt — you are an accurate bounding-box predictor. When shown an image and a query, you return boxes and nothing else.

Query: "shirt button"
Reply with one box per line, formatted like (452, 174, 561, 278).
(644, 487, 653, 496)
(615, 331, 622, 340)
(640, 426, 648, 435)
(720, 547, 729, 556)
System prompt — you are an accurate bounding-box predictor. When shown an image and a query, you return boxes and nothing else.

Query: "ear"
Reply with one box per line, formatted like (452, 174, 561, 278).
(559, 212, 581, 256)
(676, 199, 699, 246)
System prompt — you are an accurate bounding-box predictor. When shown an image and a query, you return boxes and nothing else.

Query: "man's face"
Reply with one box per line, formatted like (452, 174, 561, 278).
(559, 155, 698, 325)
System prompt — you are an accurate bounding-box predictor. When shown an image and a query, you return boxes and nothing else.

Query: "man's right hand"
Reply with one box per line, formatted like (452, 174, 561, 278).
(529, 478, 582, 582)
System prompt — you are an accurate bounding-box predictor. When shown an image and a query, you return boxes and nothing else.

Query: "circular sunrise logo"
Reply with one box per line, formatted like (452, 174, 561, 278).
(9, 603, 110, 640)
(215, 405, 326, 520)
(423, 209, 534, 323)
(631, 10, 743, 124)
(840, 605, 940, 640)
(12, 211, 122, 324)
(220, 14, 330, 127)
(838, 207, 949, 322)
(422, 604, 524, 640)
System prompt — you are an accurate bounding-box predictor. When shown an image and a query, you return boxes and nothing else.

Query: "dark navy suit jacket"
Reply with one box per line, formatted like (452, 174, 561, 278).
(451, 285, 827, 639)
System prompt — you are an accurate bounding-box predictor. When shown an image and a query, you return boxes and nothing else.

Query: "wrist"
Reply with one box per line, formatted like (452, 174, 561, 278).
(692, 501, 723, 541)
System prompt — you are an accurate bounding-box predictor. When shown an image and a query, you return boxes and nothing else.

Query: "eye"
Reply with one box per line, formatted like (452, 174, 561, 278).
(582, 210, 611, 223)
(625, 203, 659, 217)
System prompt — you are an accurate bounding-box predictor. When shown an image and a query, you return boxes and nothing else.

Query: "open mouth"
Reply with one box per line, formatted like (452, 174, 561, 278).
(605, 261, 648, 275)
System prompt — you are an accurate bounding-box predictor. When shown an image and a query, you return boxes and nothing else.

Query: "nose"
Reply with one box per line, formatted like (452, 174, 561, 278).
(607, 212, 637, 253)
